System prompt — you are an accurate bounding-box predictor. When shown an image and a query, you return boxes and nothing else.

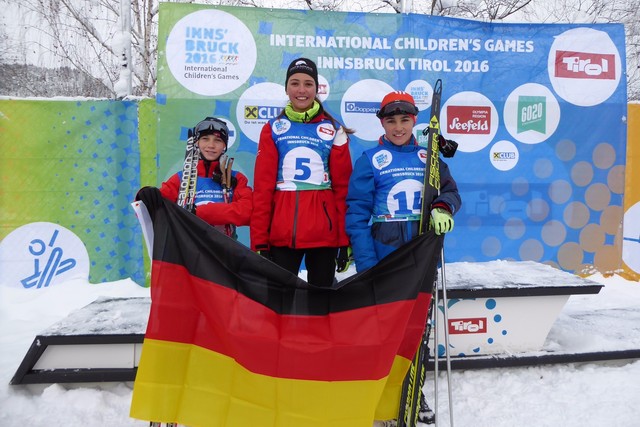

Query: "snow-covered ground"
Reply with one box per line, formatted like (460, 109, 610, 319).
(0, 267, 639, 427)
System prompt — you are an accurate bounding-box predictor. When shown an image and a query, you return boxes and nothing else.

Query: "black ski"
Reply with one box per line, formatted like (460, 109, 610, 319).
(396, 79, 443, 427)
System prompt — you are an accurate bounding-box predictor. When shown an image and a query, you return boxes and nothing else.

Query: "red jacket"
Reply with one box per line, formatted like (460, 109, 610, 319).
(251, 113, 352, 250)
(160, 159, 252, 227)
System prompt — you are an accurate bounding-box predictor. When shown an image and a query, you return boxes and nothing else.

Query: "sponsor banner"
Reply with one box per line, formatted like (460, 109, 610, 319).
(156, 5, 627, 276)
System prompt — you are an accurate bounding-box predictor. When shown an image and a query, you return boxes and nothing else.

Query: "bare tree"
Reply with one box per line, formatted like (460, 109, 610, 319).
(7, 0, 157, 97)
(1, 0, 636, 99)
(441, 0, 533, 20)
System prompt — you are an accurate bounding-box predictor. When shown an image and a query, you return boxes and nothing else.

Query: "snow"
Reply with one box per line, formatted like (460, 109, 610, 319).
(1, 268, 639, 426)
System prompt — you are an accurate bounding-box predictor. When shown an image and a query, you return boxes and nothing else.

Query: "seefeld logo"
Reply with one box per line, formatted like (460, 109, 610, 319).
(447, 106, 491, 135)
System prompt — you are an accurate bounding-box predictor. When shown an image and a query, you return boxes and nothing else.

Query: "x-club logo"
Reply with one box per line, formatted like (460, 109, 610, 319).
(21, 229, 77, 289)
(555, 50, 616, 80)
(493, 151, 516, 160)
(447, 106, 491, 135)
(449, 317, 487, 334)
(244, 105, 282, 120)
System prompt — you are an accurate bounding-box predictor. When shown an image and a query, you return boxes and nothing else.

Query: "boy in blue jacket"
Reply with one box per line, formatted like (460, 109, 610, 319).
(346, 91, 461, 424)
(346, 90, 461, 272)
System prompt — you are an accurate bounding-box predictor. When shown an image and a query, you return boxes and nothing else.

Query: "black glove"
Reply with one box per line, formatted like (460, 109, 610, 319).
(336, 246, 353, 273)
(438, 135, 458, 158)
(256, 245, 271, 261)
(135, 186, 164, 212)
(421, 128, 458, 158)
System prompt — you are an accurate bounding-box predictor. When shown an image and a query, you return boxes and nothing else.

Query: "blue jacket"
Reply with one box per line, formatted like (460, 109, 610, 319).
(346, 136, 461, 272)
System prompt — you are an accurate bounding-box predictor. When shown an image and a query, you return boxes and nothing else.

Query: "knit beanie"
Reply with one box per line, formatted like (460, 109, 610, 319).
(285, 58, 319, 91)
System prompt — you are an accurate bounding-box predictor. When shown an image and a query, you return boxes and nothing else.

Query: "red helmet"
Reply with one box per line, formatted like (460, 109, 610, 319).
(376, 91, 419, 119)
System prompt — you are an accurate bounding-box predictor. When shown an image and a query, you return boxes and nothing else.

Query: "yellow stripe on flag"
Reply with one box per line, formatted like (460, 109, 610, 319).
(131, 339, 412, 426)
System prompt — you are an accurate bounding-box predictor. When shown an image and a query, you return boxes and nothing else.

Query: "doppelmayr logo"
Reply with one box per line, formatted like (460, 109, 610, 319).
(344, 101, 379, 114)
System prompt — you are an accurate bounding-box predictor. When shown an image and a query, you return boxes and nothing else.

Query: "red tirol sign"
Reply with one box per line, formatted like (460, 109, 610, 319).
(448, 317, 487, 334)
(554, 50, 616, 80)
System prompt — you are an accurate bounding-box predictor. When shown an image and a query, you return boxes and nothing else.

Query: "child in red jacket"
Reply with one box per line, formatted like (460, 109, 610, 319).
(138, 117, 252, 239)
(250, 58, 353, 286)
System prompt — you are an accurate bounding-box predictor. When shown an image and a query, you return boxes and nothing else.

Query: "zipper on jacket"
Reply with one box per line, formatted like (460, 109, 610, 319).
(291, 192, 299, 248)
(322, 201, 333, 231)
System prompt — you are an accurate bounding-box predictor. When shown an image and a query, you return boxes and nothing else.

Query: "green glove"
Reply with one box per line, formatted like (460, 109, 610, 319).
(430, 208, 454, 235)
(336, 246, 353, 273)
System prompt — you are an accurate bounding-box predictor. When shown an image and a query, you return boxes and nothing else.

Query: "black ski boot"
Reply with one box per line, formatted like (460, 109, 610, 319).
(418, 392, 435, 425)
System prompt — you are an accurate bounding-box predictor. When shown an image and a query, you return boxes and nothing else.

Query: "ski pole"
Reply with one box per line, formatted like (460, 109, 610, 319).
(439, 248, 454, 427)
(433, 269, 440, 427)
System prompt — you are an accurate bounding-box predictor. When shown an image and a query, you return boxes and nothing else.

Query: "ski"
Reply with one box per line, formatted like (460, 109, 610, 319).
(219, 154, 235, 237)
(397, 79, 443, 427)
(176, 128, 200, 212)
(420, 79, 443, 234)
(150, 131, 199, 427)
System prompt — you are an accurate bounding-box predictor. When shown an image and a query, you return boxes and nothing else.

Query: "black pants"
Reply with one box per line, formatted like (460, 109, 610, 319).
(270, 246, 337, 287)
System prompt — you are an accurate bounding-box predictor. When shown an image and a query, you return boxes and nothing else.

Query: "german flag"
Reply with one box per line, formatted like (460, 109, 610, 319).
(130, 188, 442, 427)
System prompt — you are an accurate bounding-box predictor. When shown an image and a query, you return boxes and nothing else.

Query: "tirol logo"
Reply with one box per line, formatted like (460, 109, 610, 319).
(447, 106, 491, 135)
(555, 50, 616, 80)
(449, 317, 487, 334)
(517, 96, 546, 134)
(244, 105, 283, 120)
(317, 123, 336, 141)
(344, 101, 379, 114)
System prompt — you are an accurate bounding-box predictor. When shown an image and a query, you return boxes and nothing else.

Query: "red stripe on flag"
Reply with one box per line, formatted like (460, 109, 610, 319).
(147, 260, 429, 382)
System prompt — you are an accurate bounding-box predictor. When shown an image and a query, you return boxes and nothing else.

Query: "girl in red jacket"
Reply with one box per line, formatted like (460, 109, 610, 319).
(251, 58, 353, 287)
(153, 117, 252, 239)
